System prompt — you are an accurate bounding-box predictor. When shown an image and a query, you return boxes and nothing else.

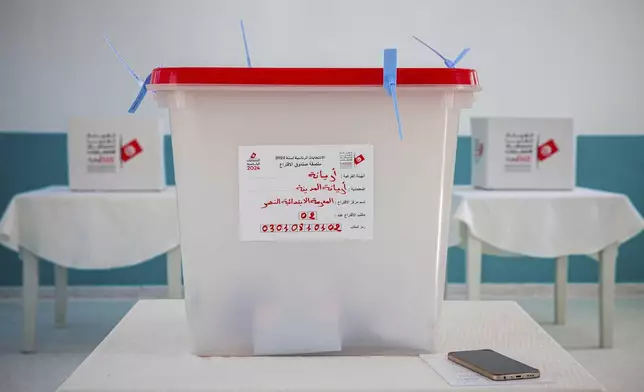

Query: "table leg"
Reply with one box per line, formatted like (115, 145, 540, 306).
(167, 246, 183, 299)
(466, 229, 482, 301)
(555, 256, 568, 325)
(599, 244, 618, 348)
(54, 265, 68, 327)
(19, 247, 39, 353)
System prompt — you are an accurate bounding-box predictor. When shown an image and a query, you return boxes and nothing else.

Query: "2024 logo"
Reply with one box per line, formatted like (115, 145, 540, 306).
(246, 152, 260, 171)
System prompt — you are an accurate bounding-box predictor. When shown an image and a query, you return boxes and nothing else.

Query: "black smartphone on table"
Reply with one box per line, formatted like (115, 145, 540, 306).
(448, 349, 540, 381)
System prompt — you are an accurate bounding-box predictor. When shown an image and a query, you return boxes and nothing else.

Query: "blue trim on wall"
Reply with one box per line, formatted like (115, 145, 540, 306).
(0, 134, 643, 286)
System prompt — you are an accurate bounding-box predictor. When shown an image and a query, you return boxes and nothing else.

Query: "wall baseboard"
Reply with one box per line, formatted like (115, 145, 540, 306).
(446, 283, 644, 299)
(1, 283, 643, 300)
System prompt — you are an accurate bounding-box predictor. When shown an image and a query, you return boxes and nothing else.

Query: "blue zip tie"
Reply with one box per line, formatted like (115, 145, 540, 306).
(383, 49, 396, 95)
(450, 48, 471, 68)
(412, 36, 470, 68)
(240, 20, 252, 67)
(390, 79, 403, 141)
(383, 49, 403, 140)
(104, 34, 143, 86)
(104, 34, 157, 112)
(128, 73, 151, 114)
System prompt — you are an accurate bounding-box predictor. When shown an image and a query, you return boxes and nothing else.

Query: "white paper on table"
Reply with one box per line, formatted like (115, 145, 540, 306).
(420, 354, 554, 387)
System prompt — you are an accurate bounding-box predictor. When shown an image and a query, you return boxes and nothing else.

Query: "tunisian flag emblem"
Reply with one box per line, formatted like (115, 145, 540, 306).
(537, 139, 559, 161)
(121, 139, 143, 163)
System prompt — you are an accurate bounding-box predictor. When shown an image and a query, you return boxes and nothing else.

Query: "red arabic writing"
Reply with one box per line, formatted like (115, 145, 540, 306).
(296, 182, 348, 195)
(262, 197, 335, 209)
(308, 169, 337, 182)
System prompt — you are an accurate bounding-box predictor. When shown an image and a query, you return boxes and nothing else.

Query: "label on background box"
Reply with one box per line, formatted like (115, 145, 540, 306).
(86, 132, 119, 173)
(239, 145, 374, 242)
(504, 132, 536, 173)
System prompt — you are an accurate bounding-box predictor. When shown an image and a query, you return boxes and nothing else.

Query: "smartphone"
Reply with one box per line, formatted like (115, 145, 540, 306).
(447, 349, 540, 381)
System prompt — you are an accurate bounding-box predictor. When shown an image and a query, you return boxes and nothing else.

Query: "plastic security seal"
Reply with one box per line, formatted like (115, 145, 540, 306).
(103, 35, 152, 113)
(103, 35, 144, 87)
(240, 20, 252, 68)
(383, 48, 403, 140)
(412, 36, 470, 68)
(128, 73, 152, 114)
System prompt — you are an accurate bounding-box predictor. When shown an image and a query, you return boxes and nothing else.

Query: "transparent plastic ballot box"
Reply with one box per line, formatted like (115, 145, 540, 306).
(148, 67, 480, 356)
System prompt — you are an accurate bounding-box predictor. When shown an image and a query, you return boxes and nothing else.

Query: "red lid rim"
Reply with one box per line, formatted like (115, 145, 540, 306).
(150, 67, 479, 87)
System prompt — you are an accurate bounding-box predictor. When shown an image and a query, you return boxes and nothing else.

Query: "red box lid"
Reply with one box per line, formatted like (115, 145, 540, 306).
(150, 67, 478, 87)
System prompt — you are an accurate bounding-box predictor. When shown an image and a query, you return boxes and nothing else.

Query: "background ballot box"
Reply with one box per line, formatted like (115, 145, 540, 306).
(67, 117, 166, 191)
(149, 67, 480, 356)
(471, 117, 575, 190)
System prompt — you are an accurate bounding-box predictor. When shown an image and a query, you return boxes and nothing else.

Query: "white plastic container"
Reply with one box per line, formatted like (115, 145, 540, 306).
(149, 67, 480, 356)
(67, 116, 166, 191)
(471, 117, 575, 190)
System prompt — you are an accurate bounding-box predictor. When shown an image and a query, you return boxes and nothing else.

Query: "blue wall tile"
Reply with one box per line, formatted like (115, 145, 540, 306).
(576, 136, 644, 282)
(0, 133, 642, 286)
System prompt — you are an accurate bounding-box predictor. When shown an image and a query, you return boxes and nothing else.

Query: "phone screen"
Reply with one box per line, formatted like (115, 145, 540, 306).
(449, 349, 538, 376)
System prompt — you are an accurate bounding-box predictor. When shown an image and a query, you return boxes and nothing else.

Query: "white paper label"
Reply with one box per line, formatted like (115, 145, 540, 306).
(239, 145, 374, 241)
(504, 131, 537, 173)
(86, 132, 119, 173)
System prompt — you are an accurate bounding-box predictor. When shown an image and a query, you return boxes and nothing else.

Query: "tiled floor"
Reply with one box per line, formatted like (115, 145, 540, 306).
(519, 297, 644, 392)
(0, 299, 134, 392)
(1, 297, 644, 392)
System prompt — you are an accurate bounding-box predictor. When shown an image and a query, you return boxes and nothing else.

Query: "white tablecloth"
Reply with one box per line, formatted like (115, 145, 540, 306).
(0, 186, 180, 269)
(450, 186, 644, 258)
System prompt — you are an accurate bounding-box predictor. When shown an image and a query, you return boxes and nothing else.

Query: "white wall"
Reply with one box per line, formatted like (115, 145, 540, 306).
(1, 0, 643, 134)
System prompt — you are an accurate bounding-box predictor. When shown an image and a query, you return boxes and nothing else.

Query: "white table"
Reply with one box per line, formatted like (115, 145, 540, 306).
(0, 186, 183, 353)
(450, 186, 644, 348)
(57, 299, 605, 392)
